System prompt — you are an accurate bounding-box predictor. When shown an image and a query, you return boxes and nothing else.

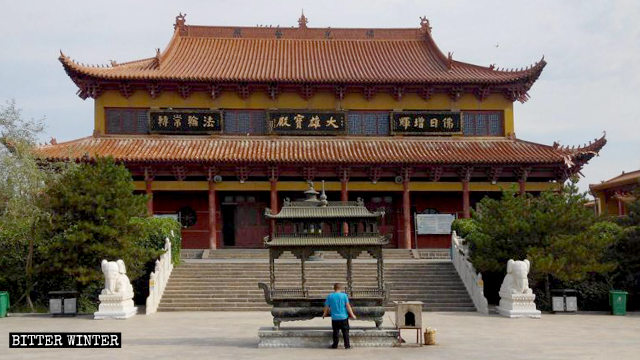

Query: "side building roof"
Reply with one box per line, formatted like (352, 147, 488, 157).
(590, 169, 640, 192)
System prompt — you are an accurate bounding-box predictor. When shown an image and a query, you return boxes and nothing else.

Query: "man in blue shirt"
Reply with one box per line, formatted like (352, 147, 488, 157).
(323, 283, 356, 349)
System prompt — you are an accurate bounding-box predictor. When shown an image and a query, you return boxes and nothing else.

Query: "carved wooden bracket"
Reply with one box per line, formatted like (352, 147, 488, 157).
(268, 83, 279, 100)
(429, 166, 443, 182)
(269, 166, 279, 182)
(143, 166, 155, 182)
(363, 86, 376, 101)
(487, 166, 502, 183)
(147, 83, 160, 99)
(449, 86, 463, 102)
(300, 84, 315, 100)
(339, 167, 350, 183)
(393, 86, 404, 101)
(178, 84, 191, 99)
(235, 166, 249, 183)
(302, 166, 316, 182)
(419, 86, 434, 101)
(514, 166, 531, 182)
(119, 82, 132, 98)
(237, 83, 250, 99)
(206, 166, 218, 182)
(172, 165, 187, 181)
(209, 84, 221, 100)
(458, 166, 474, 182)
(335, 85, 346, 100)
(369, 167, 382, 184)
(475, 86, 491, 101)
(401, 167, 412, 183)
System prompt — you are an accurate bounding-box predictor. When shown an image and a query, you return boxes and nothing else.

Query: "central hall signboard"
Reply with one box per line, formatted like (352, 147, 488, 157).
(268, 111, 346, 135)
(149, 110, 223, 134)
(391, 111, 462, 135)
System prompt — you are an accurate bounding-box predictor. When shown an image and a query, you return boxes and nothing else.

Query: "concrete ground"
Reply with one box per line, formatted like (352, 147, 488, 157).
(1, 311, 638, 360)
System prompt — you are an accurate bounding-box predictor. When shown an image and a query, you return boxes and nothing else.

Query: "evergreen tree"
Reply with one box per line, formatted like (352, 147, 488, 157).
(456, 180, 621, 307)
(41, 157, 156, 297)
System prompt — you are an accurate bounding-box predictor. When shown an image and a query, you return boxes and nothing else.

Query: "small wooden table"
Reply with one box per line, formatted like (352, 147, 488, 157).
(397, 326, 423, 347)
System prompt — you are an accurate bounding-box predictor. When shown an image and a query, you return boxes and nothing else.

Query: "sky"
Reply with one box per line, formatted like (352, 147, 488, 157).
(1, 0, 639, 193)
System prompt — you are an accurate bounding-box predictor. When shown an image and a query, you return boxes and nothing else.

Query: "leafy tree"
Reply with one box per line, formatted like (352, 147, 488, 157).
(454, 180, 621, 307)
(0, 99, 52, 311)
(40, 156, 160, 307)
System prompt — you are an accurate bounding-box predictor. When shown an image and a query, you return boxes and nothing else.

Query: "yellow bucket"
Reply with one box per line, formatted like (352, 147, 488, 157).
(424, 328, 437, 345)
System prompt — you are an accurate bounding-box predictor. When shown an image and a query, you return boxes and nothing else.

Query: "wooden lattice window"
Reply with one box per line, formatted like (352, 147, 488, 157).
(462, 111, 503, 136)
(105, 108, 149, 134)
(347, 112, 390, 136)
(223, 110, 266, 134)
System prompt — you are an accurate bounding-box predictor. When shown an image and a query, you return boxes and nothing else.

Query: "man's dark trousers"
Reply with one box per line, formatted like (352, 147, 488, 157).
(331, 319, 350, 348)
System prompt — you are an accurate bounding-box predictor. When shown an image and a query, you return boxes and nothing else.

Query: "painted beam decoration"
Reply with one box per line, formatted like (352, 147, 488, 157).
(149, 110, 223, 134)
(268, 111, 346, 135)
(391, 111, 462, 135)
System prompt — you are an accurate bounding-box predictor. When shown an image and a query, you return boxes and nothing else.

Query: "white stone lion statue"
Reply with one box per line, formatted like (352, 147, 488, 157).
(100, 259, 133, 295)
(499, 259, 533, 295)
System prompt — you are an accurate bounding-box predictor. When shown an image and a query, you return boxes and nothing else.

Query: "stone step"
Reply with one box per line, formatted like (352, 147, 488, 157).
(159, 259, 474, 312)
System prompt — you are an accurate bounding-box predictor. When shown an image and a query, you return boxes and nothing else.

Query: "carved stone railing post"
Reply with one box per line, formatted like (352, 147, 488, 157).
(450, 231, 489, 314)
(145, 238, 174, 315)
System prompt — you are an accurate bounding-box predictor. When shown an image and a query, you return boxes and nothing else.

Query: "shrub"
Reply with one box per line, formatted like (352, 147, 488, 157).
(129, 216, 182, 305)
(131, 217, 182, 265)
(451, 218, 478, 239)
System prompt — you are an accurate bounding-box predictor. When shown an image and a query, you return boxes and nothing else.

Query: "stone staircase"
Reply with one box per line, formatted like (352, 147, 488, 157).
(158, 258, 476, 312)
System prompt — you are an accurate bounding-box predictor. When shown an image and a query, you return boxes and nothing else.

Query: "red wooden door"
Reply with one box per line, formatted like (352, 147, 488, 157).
(233, 201, 269, 247)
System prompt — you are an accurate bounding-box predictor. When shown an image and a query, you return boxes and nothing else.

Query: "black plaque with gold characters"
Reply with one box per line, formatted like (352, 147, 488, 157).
(149, 110, 223, 134)
(390, 111, 462, 135)
(267, 110, 346, 135)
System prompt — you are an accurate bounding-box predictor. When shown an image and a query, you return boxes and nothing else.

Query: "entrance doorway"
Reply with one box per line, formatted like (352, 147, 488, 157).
(222, 204, 236, 246)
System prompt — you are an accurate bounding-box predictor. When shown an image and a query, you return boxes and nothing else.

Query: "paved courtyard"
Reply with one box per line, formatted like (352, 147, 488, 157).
(1, 311, 638, 359)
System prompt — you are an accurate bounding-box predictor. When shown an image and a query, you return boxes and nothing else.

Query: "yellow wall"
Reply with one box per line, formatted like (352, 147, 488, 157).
(134, 180, 558, 192)
(95, 90, 515, 135)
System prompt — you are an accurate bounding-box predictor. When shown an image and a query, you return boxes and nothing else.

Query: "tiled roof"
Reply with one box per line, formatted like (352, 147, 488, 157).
(59, 21, 545, 85)
(34, 135, 602, 165)
(266, 204, 383, 219)
(590, 169, 640, 191)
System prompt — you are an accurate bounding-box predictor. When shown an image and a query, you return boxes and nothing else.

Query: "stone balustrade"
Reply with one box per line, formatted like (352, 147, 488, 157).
(450, 231, 489, 314)
(145, 238, 174, 315)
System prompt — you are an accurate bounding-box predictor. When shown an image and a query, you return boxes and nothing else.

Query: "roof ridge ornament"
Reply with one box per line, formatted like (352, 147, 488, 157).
(174, 12, 187, 34)
(298, 9, 308, 29)
(419, 16, 431, 34)
(319, 180, 328, 207)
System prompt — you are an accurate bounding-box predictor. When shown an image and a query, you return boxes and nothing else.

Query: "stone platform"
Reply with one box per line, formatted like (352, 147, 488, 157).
(258, 326, 399, 348)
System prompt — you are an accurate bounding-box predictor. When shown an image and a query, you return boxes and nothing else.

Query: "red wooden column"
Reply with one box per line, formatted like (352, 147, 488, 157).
(270, 178, 278, 235)
(340, 169, 349, 235)
(340, 178, 348, 202)
(518, 180, 526, 195)
(462, 180, 470, 219)
(460, 167, 472, 219)
(144, 167, 153, 216)
(402, 179, 412, 249)
(208, 180, 218, 250)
